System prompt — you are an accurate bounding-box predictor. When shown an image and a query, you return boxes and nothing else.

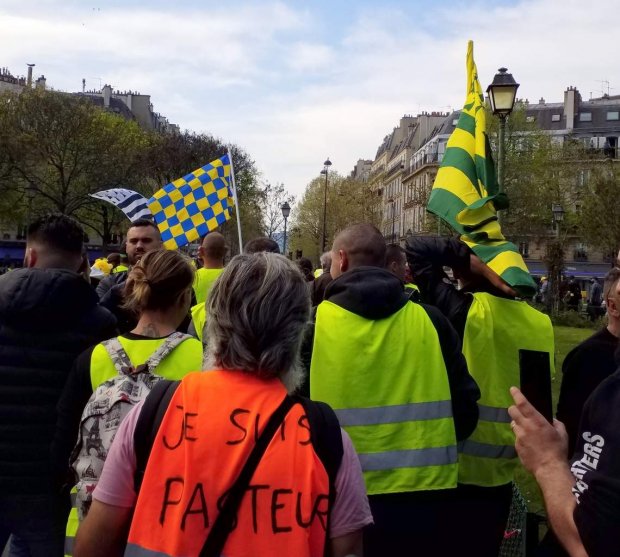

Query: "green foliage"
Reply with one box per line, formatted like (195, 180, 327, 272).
(0, 89, 262, 252)
(579, 162, 620, 257)
(549, 310, 604, 329)
(290, 173, 381, 262)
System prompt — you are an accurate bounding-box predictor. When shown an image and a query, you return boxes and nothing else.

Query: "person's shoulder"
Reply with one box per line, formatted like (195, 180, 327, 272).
(585, 369, 620, 407)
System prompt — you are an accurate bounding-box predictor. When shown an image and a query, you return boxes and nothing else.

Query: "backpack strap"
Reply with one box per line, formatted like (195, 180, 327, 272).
(298, 397, 344, 492)
(145, 332, 192, 370)
(298, 398, 343, 557)
(101, 337, 133, 375)
(133, 379, 180, 493)
(200, 395, 295, 557)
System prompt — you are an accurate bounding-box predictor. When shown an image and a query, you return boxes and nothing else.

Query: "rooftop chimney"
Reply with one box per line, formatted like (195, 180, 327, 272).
(102, 84, 112, 108)
(35, 75, 46, 90)
(26, 63, 35, 87)
(82, 78, 86, 93)
(564, 86, 581, 130)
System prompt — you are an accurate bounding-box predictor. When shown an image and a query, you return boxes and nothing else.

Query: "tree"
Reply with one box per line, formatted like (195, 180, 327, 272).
(579, 162, 620, 258)
(290, 172, 380, 262)
(0, 89, 152, 248)
(261, 182, 295, 239)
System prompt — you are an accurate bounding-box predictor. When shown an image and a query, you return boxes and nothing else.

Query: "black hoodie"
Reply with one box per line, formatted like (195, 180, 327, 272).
(0, 268, 116, 499)
(303, 266, 480, 441)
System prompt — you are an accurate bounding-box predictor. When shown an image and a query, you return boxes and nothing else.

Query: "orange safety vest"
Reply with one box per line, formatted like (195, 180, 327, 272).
(126, 370, 332, 557)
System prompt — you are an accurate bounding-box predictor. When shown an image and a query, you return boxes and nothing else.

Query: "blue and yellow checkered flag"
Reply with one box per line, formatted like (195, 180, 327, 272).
(147, 154, 234, 250)
(427, 41, 536, 297)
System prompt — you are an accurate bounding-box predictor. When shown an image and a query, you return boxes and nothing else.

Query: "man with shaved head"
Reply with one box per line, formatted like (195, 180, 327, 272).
(309, 223, 480, 556)
(193, 231, 227, 305)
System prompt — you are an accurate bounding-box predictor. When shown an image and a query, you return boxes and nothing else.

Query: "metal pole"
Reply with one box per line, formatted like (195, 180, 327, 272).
(283, 216, 288, 257)
(497, 116, 506, 226)
(321, 169, 328, 253)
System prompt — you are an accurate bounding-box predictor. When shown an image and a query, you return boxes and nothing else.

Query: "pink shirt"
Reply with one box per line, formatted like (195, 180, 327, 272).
(95, 400, 373, 539)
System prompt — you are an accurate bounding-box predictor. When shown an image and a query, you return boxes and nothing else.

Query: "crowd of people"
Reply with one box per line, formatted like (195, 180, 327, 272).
(0, 213, 617, 557)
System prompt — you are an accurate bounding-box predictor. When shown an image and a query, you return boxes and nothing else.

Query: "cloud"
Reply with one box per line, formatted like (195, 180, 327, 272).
(2, 0, 620, 199)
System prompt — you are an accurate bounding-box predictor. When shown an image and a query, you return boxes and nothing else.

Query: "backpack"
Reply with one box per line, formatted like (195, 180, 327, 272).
(70, 332, 191, 521)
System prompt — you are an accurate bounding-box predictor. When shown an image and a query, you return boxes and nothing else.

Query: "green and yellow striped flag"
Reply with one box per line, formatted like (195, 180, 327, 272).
(427, 41, 536, 297)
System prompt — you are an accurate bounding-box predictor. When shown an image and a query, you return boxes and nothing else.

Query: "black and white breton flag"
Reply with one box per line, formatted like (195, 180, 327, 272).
(90, 189, 152, 221)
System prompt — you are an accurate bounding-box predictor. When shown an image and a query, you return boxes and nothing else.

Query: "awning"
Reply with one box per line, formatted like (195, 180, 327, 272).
(525, 259, 614, 279)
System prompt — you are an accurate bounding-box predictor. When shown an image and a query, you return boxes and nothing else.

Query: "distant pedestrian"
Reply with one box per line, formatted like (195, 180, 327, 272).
(97, 219, 163, 332)
(296, 257, 315, 282)
(192, 232, 226, 305)
(565, 276, 582, 311)
(0, 214, 116, 557)
(244, 236, 280, 254)
(312, 252, 333, 306)
(587, 277, 604, 321)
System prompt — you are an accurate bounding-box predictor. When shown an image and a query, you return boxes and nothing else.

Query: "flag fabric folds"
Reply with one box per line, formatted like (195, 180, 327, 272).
(147, 154, 234, 250)
(90, 189, 152, 221)
(427, 41, 536, 297)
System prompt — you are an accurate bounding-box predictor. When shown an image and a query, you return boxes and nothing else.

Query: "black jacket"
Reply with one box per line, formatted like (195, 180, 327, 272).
(302, 266, 480, 441)
(405, 236, 514, 337)
(97, 271, 137, 333)
(0, 268, 116, 499)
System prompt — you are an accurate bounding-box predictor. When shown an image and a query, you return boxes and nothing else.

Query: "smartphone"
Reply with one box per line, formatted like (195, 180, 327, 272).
(519, 349, 553, 423)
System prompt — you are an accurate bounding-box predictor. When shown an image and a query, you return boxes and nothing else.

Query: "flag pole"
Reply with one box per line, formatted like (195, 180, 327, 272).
(227, 148, 244, 254)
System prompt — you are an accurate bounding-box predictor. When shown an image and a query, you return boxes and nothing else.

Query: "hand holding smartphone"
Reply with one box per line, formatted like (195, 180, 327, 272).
(519, 349, 553, 423)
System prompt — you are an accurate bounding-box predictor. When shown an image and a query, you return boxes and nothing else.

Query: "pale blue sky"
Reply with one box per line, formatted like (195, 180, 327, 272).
(2, 0, 618, 196)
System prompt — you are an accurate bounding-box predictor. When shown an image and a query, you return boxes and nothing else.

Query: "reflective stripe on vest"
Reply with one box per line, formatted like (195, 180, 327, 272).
(125, 544, 176, 557)
(335, 400, 453, 426)
(190, 302, 206, 342)
(311, 299, 457, 495)
(89, 336, 203, 391)
(459, 292, 554, 487)
(127, 371, 332, 557)
(64, 488, 78, 556)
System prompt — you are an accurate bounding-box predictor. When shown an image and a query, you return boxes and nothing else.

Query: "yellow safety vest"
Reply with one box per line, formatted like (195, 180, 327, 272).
(458, 292, 554, 487)
(311, 300, 457, 495)
(111, 264, 129, 274)
(190, 302, 207, 342)
(89, 336, 203, 391)
(193, 267, 224, 305)
(65, 335, 203, 555)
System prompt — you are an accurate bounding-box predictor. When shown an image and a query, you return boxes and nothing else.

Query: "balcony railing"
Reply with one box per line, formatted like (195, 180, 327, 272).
(403, 152, 441, 179)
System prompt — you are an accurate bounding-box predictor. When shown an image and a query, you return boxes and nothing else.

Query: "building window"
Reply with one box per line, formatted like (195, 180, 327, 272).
(579, 112, 592, 122)
(519, 242, 529, 258)
(607, 111, 619, 121)
(551, 114, 561, 122)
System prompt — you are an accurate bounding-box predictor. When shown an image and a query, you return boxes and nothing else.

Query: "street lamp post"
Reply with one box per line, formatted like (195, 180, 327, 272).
(320, 158, 332, 253)
(550, 203, 565, 314)
(388, 198, 396, 241)
(281, 201, 291, 257)
(487, 67, 520, 225)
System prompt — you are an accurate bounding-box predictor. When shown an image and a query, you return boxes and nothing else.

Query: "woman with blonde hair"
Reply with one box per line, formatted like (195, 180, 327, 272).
(54, 249, 204, 554)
